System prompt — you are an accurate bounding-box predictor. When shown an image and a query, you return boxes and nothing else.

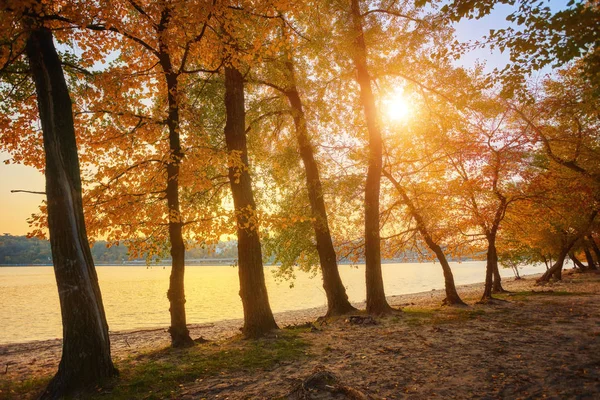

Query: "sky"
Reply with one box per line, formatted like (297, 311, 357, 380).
(0, 151, 45, 235)
(0, 1, 568, 236)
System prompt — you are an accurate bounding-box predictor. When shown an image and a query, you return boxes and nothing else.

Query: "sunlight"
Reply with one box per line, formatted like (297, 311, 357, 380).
(384, 90, 412, 123)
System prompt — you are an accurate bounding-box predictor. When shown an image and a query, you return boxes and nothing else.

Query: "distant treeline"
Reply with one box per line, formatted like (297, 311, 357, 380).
(0, 234, 239, 265)
(0, 234, 472, 266)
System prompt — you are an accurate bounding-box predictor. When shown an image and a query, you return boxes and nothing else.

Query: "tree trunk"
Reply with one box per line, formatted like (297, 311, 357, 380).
(583, 242, 597, 270)
(427, 240, 466, 305)
(538, 249, 569, 282)
(569, 252, 587, 271)
(512, 266, 521, 279)
(26, 27, 117, 399)
(491, 262, 507, 292)
(588, 236, 600, 266)
(224, 66, 278, 337)
(537, 211, 597, 282)
(350, 0, 393, 314)
(283, 61, 356, 316)
(158, 10, 194, 348)
(480, 236, 496, 301)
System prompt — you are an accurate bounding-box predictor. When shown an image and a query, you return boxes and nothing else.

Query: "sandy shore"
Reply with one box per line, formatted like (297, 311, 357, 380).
(2, 270, 600, 399)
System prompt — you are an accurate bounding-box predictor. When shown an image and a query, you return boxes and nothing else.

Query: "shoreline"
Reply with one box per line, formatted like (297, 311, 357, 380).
(1, 271, 542, 348)
(1, 272, 555, 381)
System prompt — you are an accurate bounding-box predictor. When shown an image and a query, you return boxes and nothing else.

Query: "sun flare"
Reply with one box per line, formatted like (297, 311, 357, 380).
(384, 90, 412, 122)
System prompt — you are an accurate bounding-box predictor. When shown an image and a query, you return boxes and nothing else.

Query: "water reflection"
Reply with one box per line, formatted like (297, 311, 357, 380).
(0, 261, 543, 344)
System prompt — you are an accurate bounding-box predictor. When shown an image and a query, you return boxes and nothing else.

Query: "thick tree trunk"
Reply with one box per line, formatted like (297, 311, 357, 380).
(570, 252, 587, 270)
(538, 249, 569, 282)
(26, 27, 117, 399)
(583, 243, 597, 270)
(350, 0, 393, 314)
(224, 67, 278, 337)
(283, 61, 356, 316)
(158, 11, 194, 348)
(491, 261, 507, 293)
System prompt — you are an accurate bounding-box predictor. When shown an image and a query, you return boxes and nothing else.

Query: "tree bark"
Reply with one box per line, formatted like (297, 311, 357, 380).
(480, 236, 496, 301)
(427, 240, 466, 305)
(588, 235, 600, 266)
(26, 26, 117, 399)
(537, 211, 597, 282)
(491, 261, 507, 293)
(158, 8, 194, 348)
(538, 249, 569, 282)
(583, 242, 597, 270)
(350, 0, 393, 314)
(569, 252, 587, 270)
(224, 66, 278, 337)
(283, 60, 356, 316)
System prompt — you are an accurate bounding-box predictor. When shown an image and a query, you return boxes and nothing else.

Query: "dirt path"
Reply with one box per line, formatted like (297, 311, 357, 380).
(175, 271, 600, 399)
(2, 271, 600, 399)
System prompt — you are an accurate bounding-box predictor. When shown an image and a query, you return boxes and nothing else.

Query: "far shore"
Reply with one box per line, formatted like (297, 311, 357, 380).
(0, 258, 481, 267)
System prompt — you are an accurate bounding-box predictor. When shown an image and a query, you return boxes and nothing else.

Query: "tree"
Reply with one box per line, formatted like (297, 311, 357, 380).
(446, 97, 533, 301)
(1, 3, 117, 397)
(383, 170, 466, 305)
(444, 0, 600, 92)
(348, 0, 394, 314)
(248, 15, 356, 316)
(223, 65, 278, 337)
(65, 0, 225, 347)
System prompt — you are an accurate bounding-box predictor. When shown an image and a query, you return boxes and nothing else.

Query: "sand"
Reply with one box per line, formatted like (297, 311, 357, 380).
(2, 270, 600, 399)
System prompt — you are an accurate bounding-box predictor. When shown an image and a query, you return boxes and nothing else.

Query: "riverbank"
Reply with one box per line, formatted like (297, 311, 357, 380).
(2, 270, 600, 399)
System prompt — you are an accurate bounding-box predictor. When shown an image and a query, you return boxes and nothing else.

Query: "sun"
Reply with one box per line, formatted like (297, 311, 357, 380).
(384, 90, 412, 122)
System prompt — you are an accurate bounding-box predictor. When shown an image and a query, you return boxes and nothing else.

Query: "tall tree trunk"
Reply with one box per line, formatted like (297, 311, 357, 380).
(583, 242, 597, 270)
(283, 60, 356, 316)
(350, 0, 393, 314)
(158, 9, 194, 347)
(224, 66, 278, 337)
(26, 26, 117, 399)
(383, 171, 465, 305)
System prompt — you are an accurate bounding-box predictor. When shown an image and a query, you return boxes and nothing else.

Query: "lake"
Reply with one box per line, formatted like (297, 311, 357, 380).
(0, 261, 543, 344)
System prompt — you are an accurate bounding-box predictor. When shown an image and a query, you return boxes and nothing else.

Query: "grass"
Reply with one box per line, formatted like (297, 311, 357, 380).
(0, 376, 51, 400)
(1, 330, 309, 400)
(400, 307, 489, 327)
(495, 290, 590, 301)
(96, 330, 309, 400)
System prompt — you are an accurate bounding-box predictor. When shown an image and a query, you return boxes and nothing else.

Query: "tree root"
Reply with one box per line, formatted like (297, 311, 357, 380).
(476, 297, 509, 305)
(287, 366, 369, 399)
(345, 315, 378, 326)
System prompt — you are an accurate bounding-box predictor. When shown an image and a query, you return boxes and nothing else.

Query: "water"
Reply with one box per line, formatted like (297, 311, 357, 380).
(0, 262, 543, 344)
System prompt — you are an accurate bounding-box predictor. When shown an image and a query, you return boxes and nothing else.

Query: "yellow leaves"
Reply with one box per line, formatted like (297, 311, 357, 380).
(235, 205, 259, 232)
(227, 150, 246, 183)
(169, 209, 181, 223)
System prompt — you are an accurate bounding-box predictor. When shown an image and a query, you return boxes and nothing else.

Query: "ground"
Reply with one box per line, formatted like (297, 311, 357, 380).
(2, 270, 600, 399)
